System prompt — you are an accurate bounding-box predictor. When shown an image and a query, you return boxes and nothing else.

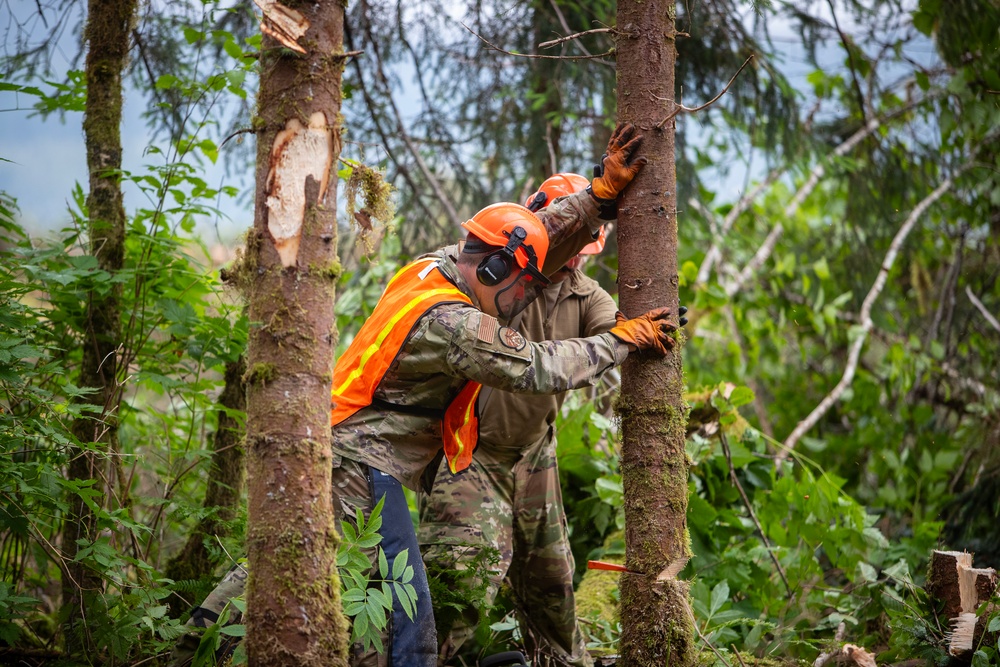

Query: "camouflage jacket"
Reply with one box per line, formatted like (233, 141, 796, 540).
(332, 246, 628, 491)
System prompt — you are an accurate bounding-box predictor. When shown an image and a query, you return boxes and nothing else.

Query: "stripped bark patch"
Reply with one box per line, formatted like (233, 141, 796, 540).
(265, 112, 333, 267)
(253, 0, 309, 54)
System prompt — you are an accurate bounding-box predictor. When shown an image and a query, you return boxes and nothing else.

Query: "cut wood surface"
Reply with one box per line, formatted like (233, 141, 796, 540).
(926, 549, 998, 656)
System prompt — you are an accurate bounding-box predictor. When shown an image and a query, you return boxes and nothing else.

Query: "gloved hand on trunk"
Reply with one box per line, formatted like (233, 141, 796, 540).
(590, 122, 647, 202)
(609, 307, 677, 355)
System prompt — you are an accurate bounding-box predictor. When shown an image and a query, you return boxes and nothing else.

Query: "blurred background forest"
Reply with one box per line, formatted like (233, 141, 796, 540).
(1, 0, 998, 664)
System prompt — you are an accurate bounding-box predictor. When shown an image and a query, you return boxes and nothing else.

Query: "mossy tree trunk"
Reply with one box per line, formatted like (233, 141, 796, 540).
(61, 0, 136, 656)
(165, 356, 247, 617)
(615, 1, 695, 665)
(242, 1, 349, 664)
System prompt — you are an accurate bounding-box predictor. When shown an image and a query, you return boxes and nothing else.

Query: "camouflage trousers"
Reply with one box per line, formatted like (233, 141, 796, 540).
(417, 427, 593, 667)
(170, 455, 435, 667)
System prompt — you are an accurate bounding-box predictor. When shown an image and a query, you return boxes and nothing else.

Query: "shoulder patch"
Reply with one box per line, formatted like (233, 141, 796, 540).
(498, 327, 526, 351)
(477, 314, 499, 344)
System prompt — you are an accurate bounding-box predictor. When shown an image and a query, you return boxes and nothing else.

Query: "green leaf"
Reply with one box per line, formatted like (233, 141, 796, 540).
(729, 386, 754, 408)
(342, 588, 367, 603)
(915, 71, 930, 91)
(988, 614, 1000, 633)
(378, 548, 389, 578)
(681, 260, 699, 283)
(368, 586, 392, 611)
(709, 580, 730, 616)
(813, 257, 830, 280)
(220, 624, 246, 637)
(191, 623, 221, 667)
(392, 549, 407, 579)
(343, 601, 366, 616)
(223, 38, 243, 60)
(394, 582, 416, 619)
(183, 26, 203, 44)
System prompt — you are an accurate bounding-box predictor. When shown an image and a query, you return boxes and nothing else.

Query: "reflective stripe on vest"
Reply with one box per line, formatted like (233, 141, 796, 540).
(330, 257, 481, 474)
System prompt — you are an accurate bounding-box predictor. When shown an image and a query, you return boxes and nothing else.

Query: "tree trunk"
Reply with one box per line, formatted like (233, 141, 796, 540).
(615, 1, 696, 665)
(62, 0, 136, 655)
(242, 1, 349, 664)
(165, 356, 247, 617)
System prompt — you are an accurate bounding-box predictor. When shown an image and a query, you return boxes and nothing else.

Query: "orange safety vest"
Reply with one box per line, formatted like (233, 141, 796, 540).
(330, 258, 482, 474)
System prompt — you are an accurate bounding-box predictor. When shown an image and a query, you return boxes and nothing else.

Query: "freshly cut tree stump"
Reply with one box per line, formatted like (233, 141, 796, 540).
(927, 550, 973, 619)
(926, 550, 998, 657)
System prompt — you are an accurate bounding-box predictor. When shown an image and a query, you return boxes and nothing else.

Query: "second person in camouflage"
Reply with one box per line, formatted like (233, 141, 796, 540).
(418, 174, 615, 667)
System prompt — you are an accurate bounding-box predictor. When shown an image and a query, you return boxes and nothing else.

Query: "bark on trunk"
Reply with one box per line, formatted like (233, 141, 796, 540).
(165, 356, 247, 617)
(614, 1, 696, 664)
(242, 1, 349, 664)
(62, 0, 136, 655)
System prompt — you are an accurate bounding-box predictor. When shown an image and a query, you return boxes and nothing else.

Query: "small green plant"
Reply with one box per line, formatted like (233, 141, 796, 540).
(192, 496, 419, 658)
(338, 495, 419, 653)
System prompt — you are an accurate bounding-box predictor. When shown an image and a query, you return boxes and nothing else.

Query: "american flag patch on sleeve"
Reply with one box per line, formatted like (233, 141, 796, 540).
(477, 314, 499, 343)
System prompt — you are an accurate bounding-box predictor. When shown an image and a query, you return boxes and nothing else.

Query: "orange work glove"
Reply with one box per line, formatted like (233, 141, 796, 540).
(590, 122, 648, 201)
(609, 307, 676, 355)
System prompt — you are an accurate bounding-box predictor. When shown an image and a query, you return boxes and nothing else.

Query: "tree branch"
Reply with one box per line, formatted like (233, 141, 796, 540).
(363, 2, 461, 226)
(825, 0, 869, 123)
(543, 1, 615, 70)
(966, 285, 1000, 334)
(343, 18, 440, 232)
(720, 431, 790, 594)
(655, 55, 754, 129)
(538, 26, 612, 49)
(462, 22, 615, 61)
(777, 159, 975, 464)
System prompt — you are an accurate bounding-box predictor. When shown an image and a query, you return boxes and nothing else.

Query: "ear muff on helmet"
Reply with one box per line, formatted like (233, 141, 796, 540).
(476, 227, 528, 286)
(524, 173, 590, 212)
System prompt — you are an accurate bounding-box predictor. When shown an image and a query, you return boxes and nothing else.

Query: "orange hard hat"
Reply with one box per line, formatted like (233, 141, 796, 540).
(579, 225, 607, 255)
(524, 172, 590, 211)
(461, 202, 549, 276)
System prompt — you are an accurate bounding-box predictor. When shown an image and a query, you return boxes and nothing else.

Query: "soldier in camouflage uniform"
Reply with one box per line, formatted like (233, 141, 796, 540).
(172, 124, 668, 667)
(417, 175, 617, 667)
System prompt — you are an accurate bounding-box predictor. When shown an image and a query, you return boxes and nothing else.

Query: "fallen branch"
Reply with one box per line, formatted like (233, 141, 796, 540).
(813, 622, 847, 667)
(462, 22, 615, 61)
(655, 55, 754, 129)
(778, 158, 975, 463)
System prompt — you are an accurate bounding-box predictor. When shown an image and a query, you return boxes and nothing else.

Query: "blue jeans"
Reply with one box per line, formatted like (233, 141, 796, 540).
(368, 466, 437, 666)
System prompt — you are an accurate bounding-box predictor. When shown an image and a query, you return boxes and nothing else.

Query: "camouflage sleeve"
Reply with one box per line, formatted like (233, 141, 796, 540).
(431, 306, 629, 395)
(535, 190, 602, 252)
